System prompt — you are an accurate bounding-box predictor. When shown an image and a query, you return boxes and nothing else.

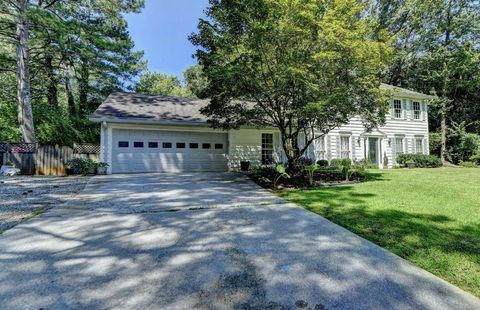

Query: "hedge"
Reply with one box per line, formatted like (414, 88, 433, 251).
(396, 154, 442, 168)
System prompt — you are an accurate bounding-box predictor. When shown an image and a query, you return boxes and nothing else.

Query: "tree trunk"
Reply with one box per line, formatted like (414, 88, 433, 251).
(440, 100, 448, 165)
(16, 0, 36, 143)
(78, 59, 89, 116)
(64, 67, 76, 115)
(45, 52, 58, 106)
(283, 135, 301, 172)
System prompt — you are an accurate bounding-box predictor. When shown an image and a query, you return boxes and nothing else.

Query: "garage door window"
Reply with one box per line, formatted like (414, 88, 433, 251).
(148, 142, 158, 148)
(202, 143, 211, 149)
(163, 142, 172, 148)
(176, 143, 186, 148)
(118, 141, 129, 148)
(215, 143, 223, 149)
(189, 143, 198, 149)
(134, 142, 144, 148)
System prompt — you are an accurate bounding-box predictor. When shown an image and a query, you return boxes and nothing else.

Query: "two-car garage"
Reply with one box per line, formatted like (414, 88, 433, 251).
(111, 129, 228, 173)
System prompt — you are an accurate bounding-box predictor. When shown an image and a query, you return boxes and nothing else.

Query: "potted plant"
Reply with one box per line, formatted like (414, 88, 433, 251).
(405, 159, 416, 169)
(96, 162, 109, 175)
(79, 158, 97, 175)
(240, 161, 250, 171)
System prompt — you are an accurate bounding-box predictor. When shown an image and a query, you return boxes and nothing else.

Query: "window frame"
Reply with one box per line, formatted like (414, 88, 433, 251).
(202, 143, 211, 149)
(118, 141, 129, 148)
(394, 99, 402, 119)
(395, 137, 404, 155)
(189, 143, 199, 149)
(148, 142, 158, 148)
(162, 142, 172, 149)
(261, 133, 274, 165)
(176, 142, 186, 149)
(340, 135, 351, 159)
(214, 143, 223, 150)
(315, 135, 326, 160)
(413, 101, 421, 120)
(415, 138, 423, 154)
(133, 141, 144, 148)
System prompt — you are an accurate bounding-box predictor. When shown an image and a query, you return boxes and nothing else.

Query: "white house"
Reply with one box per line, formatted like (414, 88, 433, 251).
(89, 84, 434, 174)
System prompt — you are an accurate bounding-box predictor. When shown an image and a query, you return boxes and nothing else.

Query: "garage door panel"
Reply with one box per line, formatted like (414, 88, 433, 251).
(111, 129, 228, 173)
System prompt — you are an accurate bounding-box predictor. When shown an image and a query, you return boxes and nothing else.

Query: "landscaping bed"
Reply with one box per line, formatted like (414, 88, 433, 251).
(0, 176, 90, 233)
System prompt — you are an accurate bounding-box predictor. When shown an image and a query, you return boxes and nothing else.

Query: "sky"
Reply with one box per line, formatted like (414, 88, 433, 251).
(125, 0, 210, 80)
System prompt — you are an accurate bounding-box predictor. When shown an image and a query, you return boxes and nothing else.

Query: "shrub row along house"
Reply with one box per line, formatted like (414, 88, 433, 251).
(90, 84, 435, 174)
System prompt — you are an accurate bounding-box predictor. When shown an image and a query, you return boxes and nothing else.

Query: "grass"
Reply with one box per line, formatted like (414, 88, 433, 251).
(278, 167, 480, 297)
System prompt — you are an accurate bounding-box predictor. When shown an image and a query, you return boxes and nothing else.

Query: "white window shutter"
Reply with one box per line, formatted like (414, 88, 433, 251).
(402, 99, 407, 119)
(337, 136, 341, 158)
(351, 136, 356, 160)
(390, 99, 394, 118)
(422, 102, 427, 121)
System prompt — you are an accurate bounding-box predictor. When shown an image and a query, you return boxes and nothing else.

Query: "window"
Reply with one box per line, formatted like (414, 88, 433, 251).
(148, 142, 158, 148)
(340, 136, 350, 159)
(262, 133, 274, 164)
(189, 143, 198, 149)
(394, 100, 402, 118)
(133, 142, 144, 148)
(395, 138, 404, 155)
(176, 143, 186, 149)
(215, 143, 223, 149)
(163, 142, 172, 148)
(118, 141, 128, 148)
(415, 139, 423, 154)
(315, 136, 325, 159)
(202, 143, 211, 149)
(413, 101, 421, 120)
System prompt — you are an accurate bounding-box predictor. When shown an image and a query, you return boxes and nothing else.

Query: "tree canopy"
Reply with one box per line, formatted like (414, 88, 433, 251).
(190, 0, 392, 167)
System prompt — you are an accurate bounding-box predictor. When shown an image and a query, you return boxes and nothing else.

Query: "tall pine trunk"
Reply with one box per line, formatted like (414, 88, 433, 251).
(45, 52, 58, 106)
(78, 59, 89, 116)
(16, 0, 36, 143)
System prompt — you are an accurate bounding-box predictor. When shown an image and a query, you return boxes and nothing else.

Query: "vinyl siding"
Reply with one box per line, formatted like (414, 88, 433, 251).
(315, 98, 429, 168)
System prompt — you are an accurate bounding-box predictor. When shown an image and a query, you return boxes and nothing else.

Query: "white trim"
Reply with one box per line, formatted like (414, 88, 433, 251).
(107, 126, 113, 174)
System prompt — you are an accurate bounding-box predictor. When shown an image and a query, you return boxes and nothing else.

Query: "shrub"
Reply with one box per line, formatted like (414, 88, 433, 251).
(330, 158, 349, 167)
(469, 153, 480, 165)
(316, 159, 329, 167)
(303, 164, 320, 186)
(66, 158, 101, 175)
(274, 164, 290, 188)
(357, 159, 378, 169)
(396, 154, 442, 168)
(459, 161, 478, 168)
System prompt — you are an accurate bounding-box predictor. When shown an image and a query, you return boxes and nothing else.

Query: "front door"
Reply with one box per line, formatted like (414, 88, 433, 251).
(368, 137, 378, 165)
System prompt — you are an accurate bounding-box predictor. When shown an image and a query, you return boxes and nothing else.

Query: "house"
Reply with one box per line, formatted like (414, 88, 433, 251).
(89, 84, 435, 174)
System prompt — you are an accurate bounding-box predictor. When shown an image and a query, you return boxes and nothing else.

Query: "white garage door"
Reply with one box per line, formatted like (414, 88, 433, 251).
(111, 129, 228, 173)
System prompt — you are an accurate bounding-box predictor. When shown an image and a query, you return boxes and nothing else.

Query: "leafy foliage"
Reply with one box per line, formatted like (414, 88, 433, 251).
(191, 0, 391, 168)
(303, 164, 320, 186)
(135, 72, 190, 97)
(396, 154, 442, 168)
(274, 164, 290, 188)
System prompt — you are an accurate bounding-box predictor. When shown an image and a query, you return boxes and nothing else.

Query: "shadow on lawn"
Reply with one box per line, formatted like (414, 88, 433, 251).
(295, 186, 480, 268)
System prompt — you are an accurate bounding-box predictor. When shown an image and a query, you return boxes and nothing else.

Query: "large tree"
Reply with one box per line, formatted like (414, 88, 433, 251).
(135, 72, 190, 96)
(190, 0, 391, 169)
(375, 0, 480, 164)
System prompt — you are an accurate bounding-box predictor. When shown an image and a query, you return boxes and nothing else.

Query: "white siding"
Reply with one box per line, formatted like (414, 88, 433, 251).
(228, 128, 282, 170)
(316, 98, 429, 168)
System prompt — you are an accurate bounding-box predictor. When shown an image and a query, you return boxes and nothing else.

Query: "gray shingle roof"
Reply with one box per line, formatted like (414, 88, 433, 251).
(380, 83, 437, 100)
(89, 92, 210, 125)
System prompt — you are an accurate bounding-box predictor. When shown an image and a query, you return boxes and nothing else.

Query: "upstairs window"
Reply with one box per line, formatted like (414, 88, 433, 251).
(261, 133, 274, 164)
(413, 101, 421, 120)
(394, 100, 402, 118)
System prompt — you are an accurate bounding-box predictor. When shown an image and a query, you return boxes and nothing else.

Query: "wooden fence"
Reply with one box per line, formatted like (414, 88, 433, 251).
(0, 143, 100, 176)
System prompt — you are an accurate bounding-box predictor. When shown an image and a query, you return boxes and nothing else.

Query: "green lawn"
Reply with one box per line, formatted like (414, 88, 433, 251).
(279, 168, 480, 297)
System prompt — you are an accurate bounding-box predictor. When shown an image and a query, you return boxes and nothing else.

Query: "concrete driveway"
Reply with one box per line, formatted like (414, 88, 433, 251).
(0, 173, 478, 309)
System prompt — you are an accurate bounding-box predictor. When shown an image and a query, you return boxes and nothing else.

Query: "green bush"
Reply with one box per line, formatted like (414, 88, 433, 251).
(330, 158, 350, 167)
(316, 159, 329, 167)
(459, 161, 478, 168)
(396, 154, 442, 168)
(469, 153, 480, 165)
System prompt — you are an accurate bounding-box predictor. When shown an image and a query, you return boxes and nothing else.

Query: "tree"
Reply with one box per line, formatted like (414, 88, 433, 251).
(376, 0, 480, 164)
(183, 65, 209, 98)
(190, 0, 391, 169)
(135, 72, 190, 97)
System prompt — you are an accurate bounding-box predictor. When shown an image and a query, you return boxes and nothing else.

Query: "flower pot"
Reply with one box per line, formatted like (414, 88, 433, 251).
(240, 161, 250, 171)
